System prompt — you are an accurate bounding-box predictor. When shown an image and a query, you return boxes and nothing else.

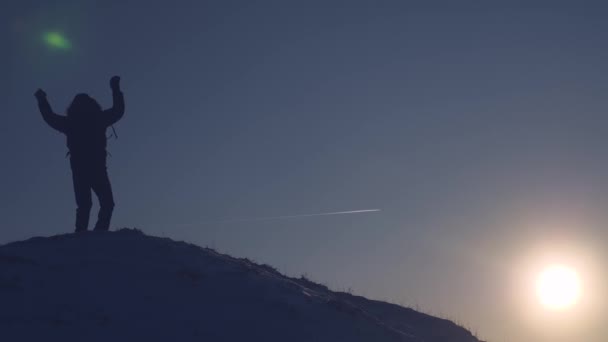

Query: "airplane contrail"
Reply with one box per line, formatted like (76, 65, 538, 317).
(183, 209, 381, 226)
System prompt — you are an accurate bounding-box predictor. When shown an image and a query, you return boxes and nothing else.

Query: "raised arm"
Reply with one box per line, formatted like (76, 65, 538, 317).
(35, 89, 67, 133)
(103, 76, 125, 126)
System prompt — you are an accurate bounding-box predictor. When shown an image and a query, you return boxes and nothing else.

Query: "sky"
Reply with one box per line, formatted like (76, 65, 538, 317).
(3, 1, 608, 341)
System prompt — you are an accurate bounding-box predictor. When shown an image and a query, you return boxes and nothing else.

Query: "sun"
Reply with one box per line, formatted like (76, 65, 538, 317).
(536, 264, 582, 310)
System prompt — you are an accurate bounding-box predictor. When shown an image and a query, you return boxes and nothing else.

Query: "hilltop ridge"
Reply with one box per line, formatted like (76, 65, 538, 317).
(0, 229, 481, 342)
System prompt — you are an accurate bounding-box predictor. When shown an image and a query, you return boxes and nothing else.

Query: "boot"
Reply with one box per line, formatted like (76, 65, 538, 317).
(93, 205, 113, 231)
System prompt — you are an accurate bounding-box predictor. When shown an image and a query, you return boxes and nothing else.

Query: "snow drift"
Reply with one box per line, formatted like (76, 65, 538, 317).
(0, 229, 481, 342)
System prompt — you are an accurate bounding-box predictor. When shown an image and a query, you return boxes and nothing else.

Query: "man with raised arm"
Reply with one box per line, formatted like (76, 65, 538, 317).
(35, 76, 125, 232)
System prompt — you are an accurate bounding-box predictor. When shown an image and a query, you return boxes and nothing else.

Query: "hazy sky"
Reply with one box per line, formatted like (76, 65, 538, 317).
(3, 1, 608, 341)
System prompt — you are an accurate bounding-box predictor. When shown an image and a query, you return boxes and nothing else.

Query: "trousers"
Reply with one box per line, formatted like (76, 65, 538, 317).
(70, 157, 115, 232)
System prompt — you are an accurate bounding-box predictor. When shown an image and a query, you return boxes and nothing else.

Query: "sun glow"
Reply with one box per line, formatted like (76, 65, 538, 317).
(536, 264, 582, 311)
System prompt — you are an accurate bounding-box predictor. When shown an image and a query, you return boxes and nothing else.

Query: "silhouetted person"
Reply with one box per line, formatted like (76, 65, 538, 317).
(35, 76, 125, 232)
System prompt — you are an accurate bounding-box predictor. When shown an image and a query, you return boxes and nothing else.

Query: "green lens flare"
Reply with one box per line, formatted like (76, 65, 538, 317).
(43, 31, 72, 50)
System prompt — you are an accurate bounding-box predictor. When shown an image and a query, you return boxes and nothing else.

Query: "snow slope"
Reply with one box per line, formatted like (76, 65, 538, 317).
(0, 229, 481, 342)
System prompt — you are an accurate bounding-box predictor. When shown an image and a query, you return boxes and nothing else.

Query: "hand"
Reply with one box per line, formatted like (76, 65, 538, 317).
(110, 76, 121, 91)
(34, 88, 46, 99)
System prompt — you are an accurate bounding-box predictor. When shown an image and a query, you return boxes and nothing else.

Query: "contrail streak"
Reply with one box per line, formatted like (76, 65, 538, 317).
(184, 209, 381, 226)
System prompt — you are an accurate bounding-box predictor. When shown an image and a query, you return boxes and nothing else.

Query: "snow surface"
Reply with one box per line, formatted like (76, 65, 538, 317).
(0, 229, 481, 342)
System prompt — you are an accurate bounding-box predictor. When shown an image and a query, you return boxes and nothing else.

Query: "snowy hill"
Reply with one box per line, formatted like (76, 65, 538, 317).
(0, 229, 481, 342)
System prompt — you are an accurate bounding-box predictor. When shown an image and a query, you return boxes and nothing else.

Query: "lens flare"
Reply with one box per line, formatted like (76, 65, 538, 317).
(43, 31, 71, 50)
